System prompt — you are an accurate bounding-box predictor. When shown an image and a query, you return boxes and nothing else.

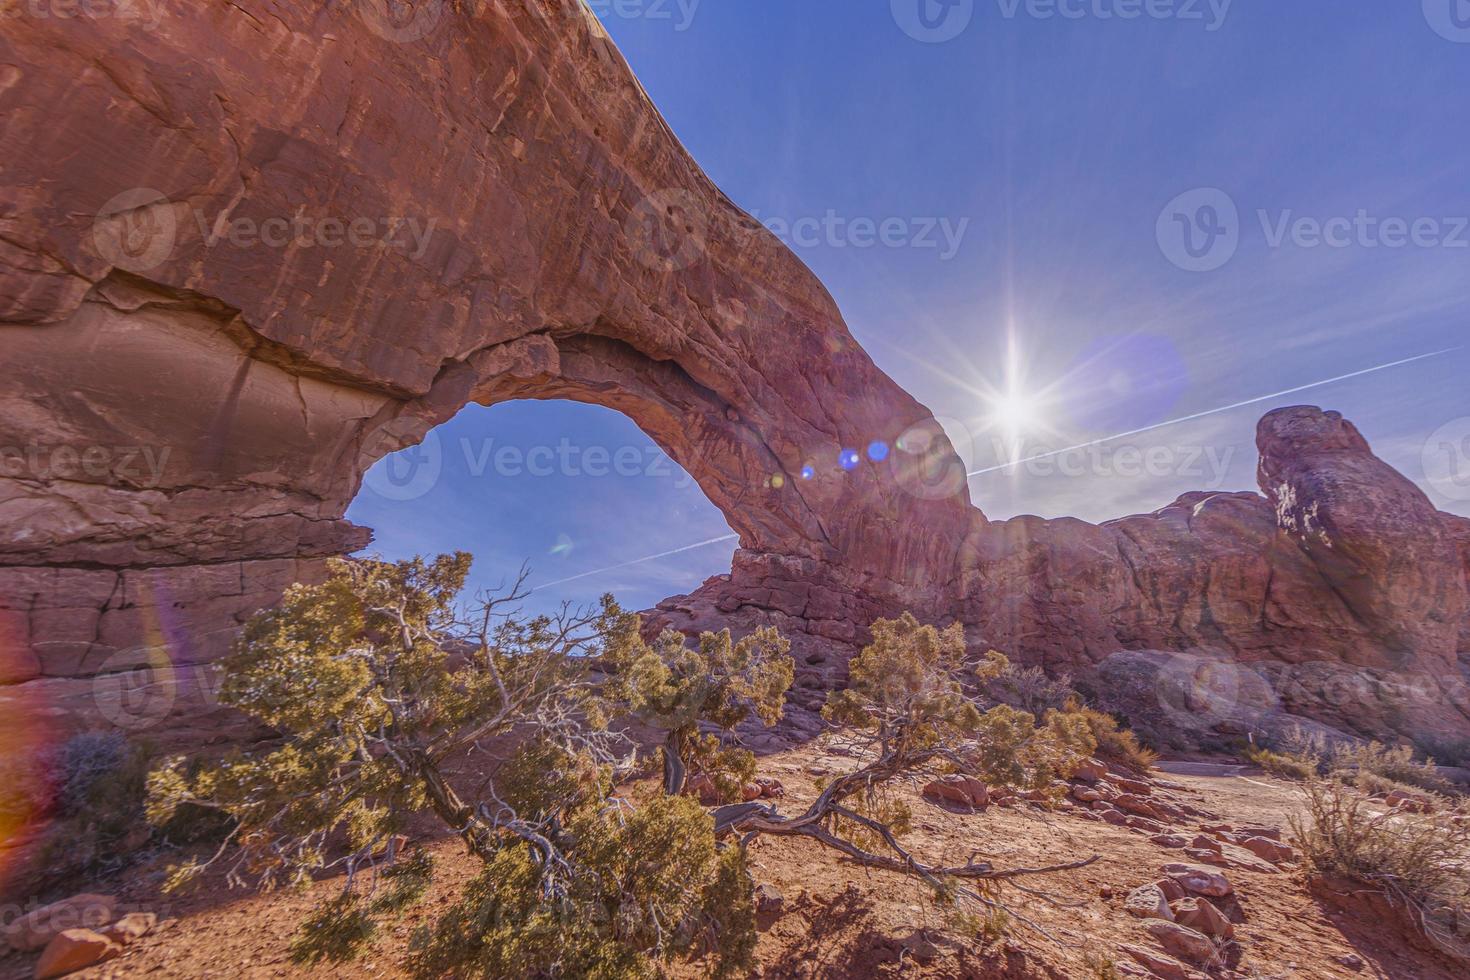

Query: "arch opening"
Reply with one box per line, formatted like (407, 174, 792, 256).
(348, 400, 737, 616)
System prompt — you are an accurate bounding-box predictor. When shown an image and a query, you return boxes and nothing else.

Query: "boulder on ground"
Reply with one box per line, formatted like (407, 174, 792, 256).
(3, 895, 117, 953)
(1154, 877, 1187, 902)
(1144, 919, 1218, 966)
(1161, 864, 1233, 898)
(683, 774, 721, 806)
(1106, 774, 1153, 796)
(922, 774, 989, 810)
(1120, 943, 1206, 980)
(1073, 758, 1109, 784)
(754, 883, 784, 918)
(1385, 790, 1432, 813)
(1125, 884, 1173, 920)
(1172, 898, 1234, 940)
(1113, 794, 1163, 820)
(1238, 835, 1295, 864)
(101, 912, 156, 946)
(754, 776, 785, 798)
(34, 929, 121, 979)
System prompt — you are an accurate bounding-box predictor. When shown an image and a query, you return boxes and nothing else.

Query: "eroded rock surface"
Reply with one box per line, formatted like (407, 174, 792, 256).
(1, 3, 1467, 763)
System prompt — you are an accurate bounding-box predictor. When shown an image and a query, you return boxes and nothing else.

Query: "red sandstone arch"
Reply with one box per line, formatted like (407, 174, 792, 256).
(2, 1, 1468, 749)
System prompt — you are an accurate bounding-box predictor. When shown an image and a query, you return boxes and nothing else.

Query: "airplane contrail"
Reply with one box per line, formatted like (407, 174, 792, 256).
(534, 533, 740, 591)
(967, 346, 1461, 478)
(532, 347, 1459, 590)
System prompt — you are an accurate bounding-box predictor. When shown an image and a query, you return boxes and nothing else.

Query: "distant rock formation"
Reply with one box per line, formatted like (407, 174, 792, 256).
(661, 408, 1470, 751)
(1, 3, 1466, 752)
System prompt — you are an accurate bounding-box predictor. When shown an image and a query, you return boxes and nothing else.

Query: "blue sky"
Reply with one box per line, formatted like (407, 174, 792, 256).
(350, 1, 1470, 614)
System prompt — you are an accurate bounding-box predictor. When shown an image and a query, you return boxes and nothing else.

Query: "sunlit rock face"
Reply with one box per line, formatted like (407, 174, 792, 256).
(1, 3, 1467, 750)
(0, 0, 972, 742)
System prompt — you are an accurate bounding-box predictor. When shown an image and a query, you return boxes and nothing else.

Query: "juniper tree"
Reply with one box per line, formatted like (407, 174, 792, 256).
(606, 624, 793, 801)
(730, 613, 1100, 937)
(147, 554, 758, 977)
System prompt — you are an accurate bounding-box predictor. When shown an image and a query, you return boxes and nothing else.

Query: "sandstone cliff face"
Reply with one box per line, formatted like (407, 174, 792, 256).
(2, 3, 1467, 753)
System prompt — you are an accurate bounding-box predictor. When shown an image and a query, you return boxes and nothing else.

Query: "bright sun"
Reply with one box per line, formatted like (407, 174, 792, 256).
(990, 391, 1040, 436)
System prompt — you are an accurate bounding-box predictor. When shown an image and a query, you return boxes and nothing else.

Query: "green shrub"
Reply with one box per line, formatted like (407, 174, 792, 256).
(408, 796, 754, 980)
(606, 624, 792, 802)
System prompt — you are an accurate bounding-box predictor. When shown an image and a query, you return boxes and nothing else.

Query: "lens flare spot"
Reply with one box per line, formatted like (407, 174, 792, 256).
(800, 464, 816, 481)
(866, 441, 889, 462)
(839, 449, 860, 471)
(770, 473, 786, 489)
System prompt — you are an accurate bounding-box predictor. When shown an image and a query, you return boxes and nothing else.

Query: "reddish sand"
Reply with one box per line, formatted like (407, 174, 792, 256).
(1, 751, 1458, 980)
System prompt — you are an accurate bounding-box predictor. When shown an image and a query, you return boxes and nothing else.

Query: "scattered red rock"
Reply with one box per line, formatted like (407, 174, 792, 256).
(101, 912, 156, 946)
(1125, 883, 1173, 920)
(33, 929, 121, 979)
(1120, 942, 1206, 980)
(1161, 864, 1234, 898)
(1386, 790, 1433, 813)
(1144, 919, 1218, 966)
(2, 895, 117, 953)
(1172, 897, 1234, 940)
(922, 775, 989, 811)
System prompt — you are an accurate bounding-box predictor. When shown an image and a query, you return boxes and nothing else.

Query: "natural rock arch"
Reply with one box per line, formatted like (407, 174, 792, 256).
(2, 1, 1468, 749)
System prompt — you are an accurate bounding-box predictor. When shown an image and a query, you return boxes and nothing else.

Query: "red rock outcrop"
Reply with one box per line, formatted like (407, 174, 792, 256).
(1, 3, 1467, 764)
(0, 0, 972, 744)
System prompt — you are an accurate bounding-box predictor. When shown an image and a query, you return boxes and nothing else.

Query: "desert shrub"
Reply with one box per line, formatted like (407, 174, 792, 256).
(606, 624, 792, 802)
(1291, 778, 1470, 961)
(0, 731, 156, 879)
(1328, 740, 1451, 796)
(1247, 746, 1321, 781)
(51, 731, 128, 812)
(982, 656, 1076, 716)
(1053, 700, 1156, 773)
(0, 732, 143, 824)
(148, 554, 760, 977)
(1244, 725, 1324, 780)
